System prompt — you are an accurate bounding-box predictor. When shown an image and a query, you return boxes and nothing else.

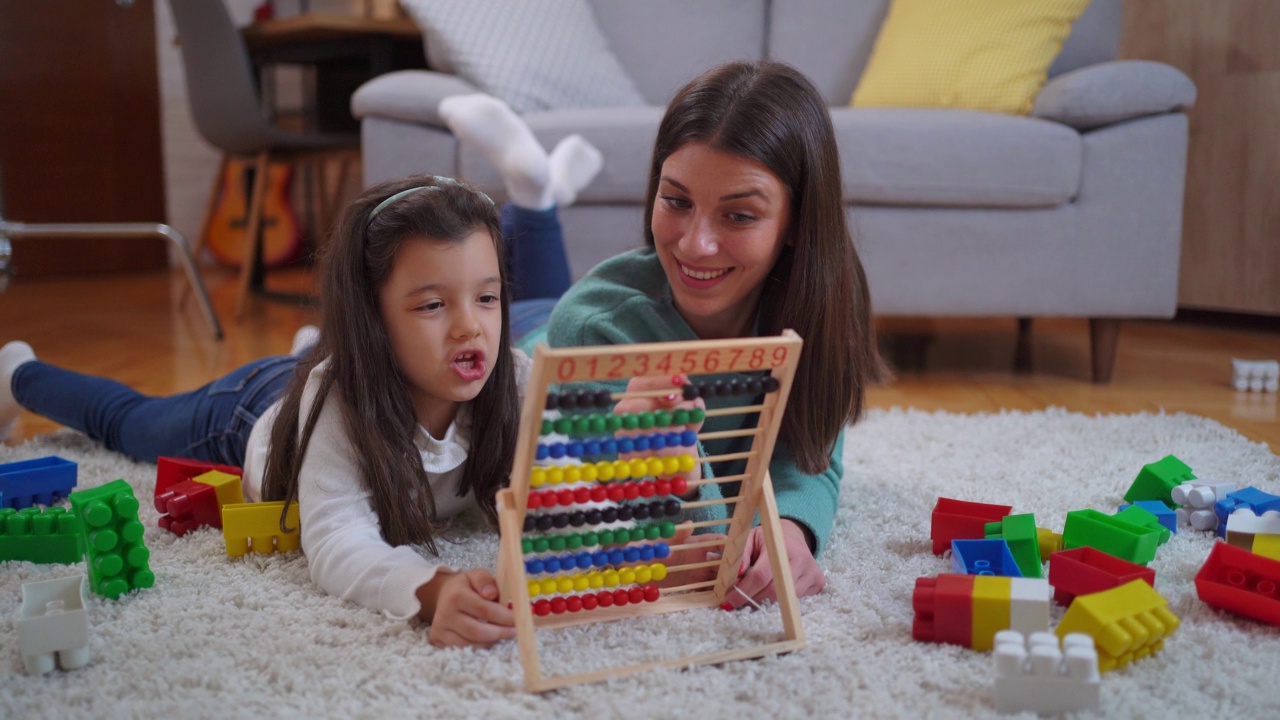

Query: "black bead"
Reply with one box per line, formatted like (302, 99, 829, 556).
(523, 515, 535, 532)
(709, 380, 725, 397)
(649, 500, 667, 517)
(569, 511, 585, 527)
(747, 378, 763, 394)
(535, 515, 553, 531)
(697, 382, 713, 399)
(545, 393, 559, 410)
(595, 389, 613, 408)
(602, 507, 618, 523)
(585, 509, 602, 525)
(617, 505, 634, 521)
(763, 376, 780, 393)
(682, 384, 700, 401)
(552, 513, 570, 528)
(578, 389, 596, 408)
(633, 504, 650, 520)
(664, 499, 681, 516)
(728, 379, 746, 395)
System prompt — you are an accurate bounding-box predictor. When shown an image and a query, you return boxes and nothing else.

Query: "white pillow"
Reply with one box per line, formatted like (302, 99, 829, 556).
(399, 0, 647, 113)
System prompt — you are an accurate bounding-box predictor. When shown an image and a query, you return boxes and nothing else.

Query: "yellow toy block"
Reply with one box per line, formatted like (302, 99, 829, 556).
(1037, 527, 1063, 558)
(1055, 578, 1179, 673)
(1253, 533, 1280, 561)
(969, 576, 1051, 651)
(193, 470, 245, 507)
(221, 501, 299, 558)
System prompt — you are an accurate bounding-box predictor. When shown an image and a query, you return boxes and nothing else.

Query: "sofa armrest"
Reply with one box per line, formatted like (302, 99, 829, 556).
(351, 70, 480, 129)
(1032, 60, 1196, 131)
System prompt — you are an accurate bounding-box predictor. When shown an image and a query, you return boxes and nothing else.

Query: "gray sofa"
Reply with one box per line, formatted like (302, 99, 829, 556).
(352, 0, 1196, 382)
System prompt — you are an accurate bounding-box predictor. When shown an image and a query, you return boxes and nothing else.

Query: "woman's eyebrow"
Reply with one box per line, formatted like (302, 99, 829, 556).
(661, 176, 768, 202)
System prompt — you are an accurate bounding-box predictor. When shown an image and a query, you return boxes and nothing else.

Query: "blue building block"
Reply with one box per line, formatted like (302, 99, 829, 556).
(951, 539, 1023, 577)
(0, 457, 78, 509)
(1117, 500, 1178, 535)
(1214, 486, 1280, 538)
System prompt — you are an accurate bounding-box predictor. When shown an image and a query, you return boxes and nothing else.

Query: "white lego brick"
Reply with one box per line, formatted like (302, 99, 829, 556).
(1007, 577, 1051, 636)
(1232, 359, 1279, 392)
(1171, 479, 1236, 510)
(994, 630, 1100, 715)
(1225, 509, 1280, 543)
(17, 574, 91, 675)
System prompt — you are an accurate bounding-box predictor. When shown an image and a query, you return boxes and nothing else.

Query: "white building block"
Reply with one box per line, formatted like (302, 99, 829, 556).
(1172, 479, 1236, 531)
(1225, 509, 1280, 547)
(1232, 359, 1279, 393)
(994, 630, 1101, 715)
(1008, 577, 1051, 636)
(17, 574, 91, 675)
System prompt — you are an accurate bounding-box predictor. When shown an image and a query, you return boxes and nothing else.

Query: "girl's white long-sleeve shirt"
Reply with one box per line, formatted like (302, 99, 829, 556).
(240, 350, 530, 621)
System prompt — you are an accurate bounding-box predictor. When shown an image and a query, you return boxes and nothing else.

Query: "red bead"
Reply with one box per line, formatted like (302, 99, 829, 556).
(624, 483, 639, 500)
(566, 595, 583, 613)
(639, 481, 656, 498)
(613, 589, 630, 606)
(582, 593, 599, 610)
(672, 477, 688, 496)
(527, 493, 543, 509)
(550, 597, 567, 614)
(655, 479, 671, 496)
(628, 586, 645, 603)
(533, 599, 551, 616)
(607, 485, 625, 502)
(598, 591, 615, 607)
(644, 585, 660, 602)
(591, 486, 608, 502)
(574, 487, 591, 504)
(557, 489, 574, 506)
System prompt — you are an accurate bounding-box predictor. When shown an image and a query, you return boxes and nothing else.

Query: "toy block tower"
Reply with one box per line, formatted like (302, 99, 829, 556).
(913, 573, 1050, 651)
(68, 479, 155, 599)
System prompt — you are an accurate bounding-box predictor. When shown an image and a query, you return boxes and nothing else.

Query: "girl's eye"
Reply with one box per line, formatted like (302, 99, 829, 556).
(660, 195, 691, 211)
(417, 300, 443, 312)
(479, 293, 500, 305)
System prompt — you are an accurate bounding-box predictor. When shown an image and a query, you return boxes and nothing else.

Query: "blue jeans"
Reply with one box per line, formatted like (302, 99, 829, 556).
(10, 203, 567, 465)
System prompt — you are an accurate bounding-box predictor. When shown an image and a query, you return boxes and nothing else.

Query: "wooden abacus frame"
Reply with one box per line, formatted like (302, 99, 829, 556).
(496, 331, 806, 691)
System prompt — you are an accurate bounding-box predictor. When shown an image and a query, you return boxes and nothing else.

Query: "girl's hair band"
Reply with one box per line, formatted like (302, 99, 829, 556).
(366, 176, 492, 227)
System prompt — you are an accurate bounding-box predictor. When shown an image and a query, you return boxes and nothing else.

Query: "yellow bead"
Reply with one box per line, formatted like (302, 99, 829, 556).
(531, 468, 547, 487)
(651, 563, 668, 581)
(663, 456, 680, 475)
(630, 459, 648, 478)
(603, 570, 620, 587)
(547, 468, 564, 485)
(647, 458, 665, 476)
(581, 464, 598, 482)
(589, 572, 604, 589)
(613, 460, 631, 480)
(596, 461, 614, 482)
(557, 576, 573, 593)
(573, 575, 589, 592)
(620, 568, 636, 585)
(635, 567, 652, 584)
(540, 578, 557, 595)
(528, 580, 541, 598)
(565, 466, 582, 484)
(678, 454, 696, 473)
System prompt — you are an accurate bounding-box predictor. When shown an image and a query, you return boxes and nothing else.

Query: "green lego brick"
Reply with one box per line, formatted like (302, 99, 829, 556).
(1061, 509, 1163, 565)
(0, 506, 84, 564)
(984, 512, 1042, 578)
(1123, 454, 1194, 507)
(1114, 505, 1172, 546)
(68, 479, 155, 599)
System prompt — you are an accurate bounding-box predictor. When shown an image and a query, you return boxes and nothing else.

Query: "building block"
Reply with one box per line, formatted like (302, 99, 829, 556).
(1224, 509, 1280, 553)
(1254, 534, 1280, 562)
(18, 574, 90, 675)
(0, 506, 84, 564)
(952, 539, 1023, 577)
(993, 630, 1100, 715)
(1036, 527, 1062, 559)
(192, 469, 244, 507)
(984, 513, 1042, 578)
(1061, 508, 1162, 565)
(0, 456, 78, 509)
(155, 456, 242, 499)
(1215, 487, 1280, 538)
(913, 574, 1050, 651)
(222, 501, 299, 557)
(1055, 579, 1179, 673)
(1195, 540, 1280, 625)
(1113, 505, 1172, 545)
(155, 479, 221, 537)
(1232, 358, 1279, 392)
(68, 479, 155, 599)
(1123, 454, 1193, 507)
(930, 497, 1012, 555)
(1047, 546, 1155, 606)
(1118, 499, 1178, 535)
(1170, 479, 1235, 531)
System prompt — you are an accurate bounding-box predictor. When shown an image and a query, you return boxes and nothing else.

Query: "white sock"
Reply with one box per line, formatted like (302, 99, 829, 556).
(437, 94, 553, 210)
(290, 325, 320, 357)
(0, 341, 36, 441)
(549, 134, 603, 208)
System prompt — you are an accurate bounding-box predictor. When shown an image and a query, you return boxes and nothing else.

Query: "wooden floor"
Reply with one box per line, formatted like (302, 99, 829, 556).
(1, 267, 1277, 450)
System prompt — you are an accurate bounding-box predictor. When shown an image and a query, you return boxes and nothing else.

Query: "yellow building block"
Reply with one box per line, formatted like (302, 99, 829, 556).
(1037, 527, 1063, 558)
(193, 470, 245, 507)
(1253, 534, 1280, 561)
(1055, 579, 1179, 673)
(970, 575, 1011, 651)
(221, 501, 299, 558)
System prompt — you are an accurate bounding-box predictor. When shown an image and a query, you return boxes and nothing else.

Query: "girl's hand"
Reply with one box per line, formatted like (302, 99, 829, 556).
(720, 519, 826, 610)
(418, 569, 516, 648)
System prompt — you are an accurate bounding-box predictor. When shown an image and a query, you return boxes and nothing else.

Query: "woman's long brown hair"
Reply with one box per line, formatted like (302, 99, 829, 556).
(643, 60, 889, 475)
(260, 175, 519, 551)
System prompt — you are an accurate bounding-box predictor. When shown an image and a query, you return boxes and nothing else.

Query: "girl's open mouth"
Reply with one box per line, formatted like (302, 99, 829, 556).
(451, 350, 486, 381)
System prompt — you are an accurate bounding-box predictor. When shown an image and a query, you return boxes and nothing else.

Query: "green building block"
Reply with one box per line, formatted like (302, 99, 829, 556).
(1123, 454, 1194, 507)
(68, 479, 155, 599)
(1061, 509, 1163, 565)
(0, 506, 84, 564)
(984, 512, 1042, 578)
(1114, 505, 1172, 545)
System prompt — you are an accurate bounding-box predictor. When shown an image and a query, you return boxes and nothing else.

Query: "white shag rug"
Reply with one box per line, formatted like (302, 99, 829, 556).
(2, 408, 1279, 720)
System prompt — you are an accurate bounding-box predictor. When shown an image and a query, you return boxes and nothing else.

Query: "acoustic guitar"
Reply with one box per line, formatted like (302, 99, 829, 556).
(206, 157, 303, 269)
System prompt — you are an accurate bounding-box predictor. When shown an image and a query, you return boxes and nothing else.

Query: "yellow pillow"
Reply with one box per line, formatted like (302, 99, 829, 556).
(851, 0, 1093, 114)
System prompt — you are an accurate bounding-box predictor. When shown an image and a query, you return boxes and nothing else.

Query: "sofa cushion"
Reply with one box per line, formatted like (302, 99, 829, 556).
(833, 108, 1082, 207)
(851, 0, 1093, 115)
(399, 0, 645, 113)
(768, 0, 890, 106)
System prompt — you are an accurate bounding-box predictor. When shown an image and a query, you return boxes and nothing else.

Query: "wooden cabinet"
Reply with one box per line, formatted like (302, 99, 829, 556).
(1120, 0, 1280, 316)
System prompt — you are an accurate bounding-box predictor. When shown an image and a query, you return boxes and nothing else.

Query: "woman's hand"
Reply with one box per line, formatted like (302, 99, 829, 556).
(720, 519, 826, 610)
(417, 569, 516, 647)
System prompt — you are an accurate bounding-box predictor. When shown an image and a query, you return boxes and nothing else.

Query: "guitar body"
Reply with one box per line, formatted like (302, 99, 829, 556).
(206, 158, 303, 269)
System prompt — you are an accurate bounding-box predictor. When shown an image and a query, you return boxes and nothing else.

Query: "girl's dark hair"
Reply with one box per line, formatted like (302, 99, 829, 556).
(643, 60, 889, 475)
(260, 175, 519, 551)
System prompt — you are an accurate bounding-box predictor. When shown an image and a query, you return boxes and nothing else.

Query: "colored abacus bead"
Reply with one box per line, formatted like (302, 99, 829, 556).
(522, 538, 534, 553)
(664, 499, 681, 516)
(633, 504, 651, 520)
(672, 478, 688, 495)
(602, 508, 618, 523)
(585, 440, 602, 456)
(545, 394, 559, 410)
(550, 444, 566, 459)
(640, 545, 655, 561)
(638, 413, 655, 429)
(549, 535, 566, 551)
(639, 482, 656, 498)
(567, 441, 584, 457)
(594, 390, 612, 408)
(552, 514, 569, 528)
(544, 557, 561, 573)
(655, 479, 672, 496)
(617, 438, 634, 454)
(651, 563, 668, 581)
(607, 485, 624, 502)
(566, 534, 583, 550)
(524, 516, 535, 532)
(763, 376, 780, 392)
(574, 487, 590, 504)
(624, 547, 641, 563)
(582, 593, 599, 610)
(557, 489, 574, 506)
(644, 524, 661, 540)
(590, 486, 607, 503)
(598, 591, 615, 607)
(614, 589, 630, 606)
(629, 587, 645, 603)
(634, 436, 650, 452)
(533, 537, 550, 552)
(618, 506, 634, 521)
(625, 483, 640, 500)
(681, 430, 698, 447)
(608, 549, 625, 565)
(550, 597, 567, 614)
(585, 509, 602, 525)
(682, 384, 700, 401)
(568, 512, 585, 527)
(528, 493, 543, 510)
(661, 521, 676, 537)
(620, 567, 636, 584)
(536, 445, 550, 461)
(526, 559, 544, 574)
(566, 595, 583, 613)
(592, 550, 609, 567)
(605, 415, 623, 432)
(655, 543, 671, 559)
(534, 599, 552, 616)
(644, 585, 660, 602)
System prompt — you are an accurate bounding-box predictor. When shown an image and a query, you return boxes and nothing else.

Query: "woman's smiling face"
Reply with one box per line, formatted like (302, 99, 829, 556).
(650, 142, 790, 340)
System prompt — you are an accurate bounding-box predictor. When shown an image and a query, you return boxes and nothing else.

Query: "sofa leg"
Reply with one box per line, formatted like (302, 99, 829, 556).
(1089, 318, 1122, 384)
(1014, 317, 1033, 374)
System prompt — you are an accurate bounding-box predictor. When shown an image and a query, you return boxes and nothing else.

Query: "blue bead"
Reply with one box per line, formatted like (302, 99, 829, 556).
(650, 434, 666, 450)
(624, 547, 640, 562)
(544, 557, 561, 573)
(585, 440, 601, 456)
(634, 436, 650, 452)
(550, 444, 566, 459)
(576, 551, 593, 568)
(602, 439, 618, 454)
(608, 548, 624, 565)
(639, 545, 655, 561)
(567, 441, 584, 457)
(592, 551, 609, 567)
(681, 430, 697, 446)
(655, 543, 671, 559)
(665, 432, 681, 447)
(617, 438, 634, 453)
(526, 559, 543, 574)
(562, 553, 579, 570)
(536, 445, 549, 461)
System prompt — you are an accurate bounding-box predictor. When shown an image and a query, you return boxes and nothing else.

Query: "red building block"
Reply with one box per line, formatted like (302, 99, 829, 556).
(931, 497, 1013, 555)
(155, 457, 241, 498)
(1047, 546, 1156, 606)
(155, 480, 221, 537)
(913, 574, 973, 646)
(1195, 541, 1280, 626)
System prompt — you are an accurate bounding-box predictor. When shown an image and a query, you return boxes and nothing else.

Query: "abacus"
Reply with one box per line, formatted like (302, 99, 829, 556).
(496, 331, 806, 691)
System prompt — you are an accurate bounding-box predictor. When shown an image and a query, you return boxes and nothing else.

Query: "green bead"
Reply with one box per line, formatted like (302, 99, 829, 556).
(599, 529, 614, 546)
(582, 531, 598, 547)
(533, 537, 549, 553)
(654, 410, 672, 427)
(522, 538, 534, 554)
(541, 420, 553, 435)
(638, 412, 655, 429)
(645, 524, 661, 540)
(689, 408, 706, 423)
(566, 534, 583, 550)
(622, 415, 639, 430)
(588, 415, 606, 434)
(554, 418, 573, 434)
(673, 409, 690, 425)
(661, 521, 676, 538)
(605, 415, 623, 432)
(632, 527, 646, 542)
(573, 417, 591, 436)
(549, 535, 566, 551)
